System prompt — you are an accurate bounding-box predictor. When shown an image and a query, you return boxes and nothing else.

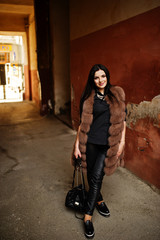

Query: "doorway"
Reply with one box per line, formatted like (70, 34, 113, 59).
(0, 35, 25, 103)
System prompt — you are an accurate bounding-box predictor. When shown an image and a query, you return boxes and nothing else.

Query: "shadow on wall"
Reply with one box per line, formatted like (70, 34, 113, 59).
(56, 101, 72, 128)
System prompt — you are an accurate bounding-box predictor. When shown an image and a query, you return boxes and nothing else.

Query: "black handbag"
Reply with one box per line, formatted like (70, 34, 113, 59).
(65, 157, 87, 213)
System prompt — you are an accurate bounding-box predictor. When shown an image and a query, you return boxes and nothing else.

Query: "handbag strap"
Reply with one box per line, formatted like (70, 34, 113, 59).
(71, 163, 85, 190)
(71, 161, 86, 221)
(79, 164, 86, 190)
(72, 168, 76, 188)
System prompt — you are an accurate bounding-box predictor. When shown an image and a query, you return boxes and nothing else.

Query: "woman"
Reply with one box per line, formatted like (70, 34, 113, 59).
(72, 64, 126, 238)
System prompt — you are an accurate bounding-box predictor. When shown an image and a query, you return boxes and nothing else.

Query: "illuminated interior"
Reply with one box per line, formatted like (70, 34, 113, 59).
(0, 35, 25, 102)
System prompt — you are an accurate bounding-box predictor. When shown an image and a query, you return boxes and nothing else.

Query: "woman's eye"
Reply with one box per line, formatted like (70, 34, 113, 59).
(102, 75, 106, 78)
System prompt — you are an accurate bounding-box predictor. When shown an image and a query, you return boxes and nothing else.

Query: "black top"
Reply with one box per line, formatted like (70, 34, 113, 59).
(87, 91, 110, 145)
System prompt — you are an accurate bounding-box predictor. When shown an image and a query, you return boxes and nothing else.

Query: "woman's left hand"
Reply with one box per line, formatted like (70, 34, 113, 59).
(117, 141, 125, 157)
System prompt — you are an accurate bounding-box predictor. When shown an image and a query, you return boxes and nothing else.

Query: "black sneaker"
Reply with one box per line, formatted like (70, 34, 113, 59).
(84, 220, 95, 238)
(96, 202, 110, 217)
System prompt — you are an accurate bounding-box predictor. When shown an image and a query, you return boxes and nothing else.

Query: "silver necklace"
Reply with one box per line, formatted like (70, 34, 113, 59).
(96, 92, 105, 101)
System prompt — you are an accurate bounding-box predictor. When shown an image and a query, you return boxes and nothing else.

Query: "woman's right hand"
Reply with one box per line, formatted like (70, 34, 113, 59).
(74, 145, 82, 159)
(74, 126, 81, 159)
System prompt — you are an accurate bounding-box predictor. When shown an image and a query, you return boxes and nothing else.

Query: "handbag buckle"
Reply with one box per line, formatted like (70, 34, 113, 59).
(74, 156, 82, 168)
(75, 201, 80, 206)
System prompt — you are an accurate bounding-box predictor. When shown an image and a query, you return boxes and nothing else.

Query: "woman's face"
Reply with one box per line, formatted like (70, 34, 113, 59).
(94, 69, 107, 94)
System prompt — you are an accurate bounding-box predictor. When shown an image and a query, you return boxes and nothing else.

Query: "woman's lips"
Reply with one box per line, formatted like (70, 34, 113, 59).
(99, 82, 105, 86)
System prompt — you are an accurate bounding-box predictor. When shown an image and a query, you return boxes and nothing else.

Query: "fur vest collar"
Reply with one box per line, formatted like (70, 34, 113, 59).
(74, 86, 126, 176)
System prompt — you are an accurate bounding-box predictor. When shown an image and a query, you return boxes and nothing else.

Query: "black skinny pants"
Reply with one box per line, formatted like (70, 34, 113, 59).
(85, 142, 109, 216)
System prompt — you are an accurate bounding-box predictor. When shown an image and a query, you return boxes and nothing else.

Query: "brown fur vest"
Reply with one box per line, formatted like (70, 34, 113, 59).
(73, 86, 126, 176)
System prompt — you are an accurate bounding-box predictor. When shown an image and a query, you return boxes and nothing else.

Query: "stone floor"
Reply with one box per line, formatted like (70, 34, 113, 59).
(0, 101, 160, 240)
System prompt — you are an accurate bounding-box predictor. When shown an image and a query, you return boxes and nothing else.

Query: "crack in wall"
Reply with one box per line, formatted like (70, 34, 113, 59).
(126, 95, 160, 129)
(0, 146, 19, 175)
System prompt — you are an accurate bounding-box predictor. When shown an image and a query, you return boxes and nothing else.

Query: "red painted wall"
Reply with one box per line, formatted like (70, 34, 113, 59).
(24, 66, 40, 106)
(71, 7, 160, 112)
(30, 69, 40, 106)
(24, 65, 30, 100)
(70, 7, 160, 188)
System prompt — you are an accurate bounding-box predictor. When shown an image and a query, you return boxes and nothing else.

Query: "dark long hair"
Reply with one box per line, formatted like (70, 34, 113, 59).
(80, 64, 114, 116)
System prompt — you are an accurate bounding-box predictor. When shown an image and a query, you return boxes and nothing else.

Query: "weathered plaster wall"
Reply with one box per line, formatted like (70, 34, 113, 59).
(70, 4, 160, 188)
(70, 0, 160, 40)
(127, 97, 160, 128)
(126, 96, 160, 188)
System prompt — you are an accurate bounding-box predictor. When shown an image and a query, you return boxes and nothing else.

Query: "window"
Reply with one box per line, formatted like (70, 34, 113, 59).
(6, 53, 10, 63)
(0, 53, 5, 62)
